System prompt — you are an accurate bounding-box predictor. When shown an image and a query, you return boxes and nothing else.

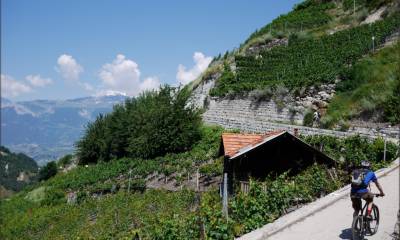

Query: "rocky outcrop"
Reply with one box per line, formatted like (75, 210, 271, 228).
(190, 72, 219, 109)
(246, 38, 288, 55)
(361, 6, 387, 25)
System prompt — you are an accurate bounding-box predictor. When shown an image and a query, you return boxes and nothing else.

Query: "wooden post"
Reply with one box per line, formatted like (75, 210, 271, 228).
(383, 137, 387, 162)
(127, 169, 132, 193)
(196, 169, 200, 192)
(222, 173, 228, 219)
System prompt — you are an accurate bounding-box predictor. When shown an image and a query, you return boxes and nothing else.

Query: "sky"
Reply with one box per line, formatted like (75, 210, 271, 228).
(1, 0, 301, 101)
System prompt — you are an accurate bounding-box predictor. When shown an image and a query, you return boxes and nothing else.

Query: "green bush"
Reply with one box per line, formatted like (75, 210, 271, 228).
(57, 154, 73, 168)
(303, 110, 314, 127)
(230, 164, 342, 235)
(199, 158, 223, 178)
(38, 161, 58, 181)
(383, 77, 400, 124)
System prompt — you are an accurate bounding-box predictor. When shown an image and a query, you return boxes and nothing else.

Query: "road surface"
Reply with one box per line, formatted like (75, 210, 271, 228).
(271, 166, 399, 240)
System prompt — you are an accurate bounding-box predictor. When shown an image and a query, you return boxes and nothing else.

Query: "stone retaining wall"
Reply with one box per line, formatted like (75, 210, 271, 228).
(203, 98, 304, 125)
(203, 103, 399, 140)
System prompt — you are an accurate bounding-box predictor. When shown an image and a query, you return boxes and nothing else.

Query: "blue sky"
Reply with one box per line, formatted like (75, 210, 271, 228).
(1, 0, 301, 101)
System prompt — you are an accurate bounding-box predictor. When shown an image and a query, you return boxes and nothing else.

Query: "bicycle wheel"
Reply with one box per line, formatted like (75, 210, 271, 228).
(366, 204, 380, 235)
(352, 216, 364, 240)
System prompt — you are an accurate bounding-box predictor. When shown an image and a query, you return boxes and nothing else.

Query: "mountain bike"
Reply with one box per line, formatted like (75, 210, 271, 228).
(352, 193, 381, 240)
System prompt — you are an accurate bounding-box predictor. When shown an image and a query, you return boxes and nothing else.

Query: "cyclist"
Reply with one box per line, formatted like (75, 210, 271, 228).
(350, 160, 385, 218)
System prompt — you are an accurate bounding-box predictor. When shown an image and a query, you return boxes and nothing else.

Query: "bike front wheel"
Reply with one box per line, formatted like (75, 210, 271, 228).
(366, 204, 380, 235)
(352, 216, 364, 240)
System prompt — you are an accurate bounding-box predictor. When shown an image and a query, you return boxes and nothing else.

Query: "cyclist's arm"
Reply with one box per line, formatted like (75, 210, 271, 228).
(373, 179, 385, 196)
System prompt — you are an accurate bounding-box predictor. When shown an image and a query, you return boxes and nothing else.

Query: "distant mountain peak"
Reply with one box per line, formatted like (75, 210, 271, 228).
(1, 97, 13, 108)
(94, 90, 128, 97)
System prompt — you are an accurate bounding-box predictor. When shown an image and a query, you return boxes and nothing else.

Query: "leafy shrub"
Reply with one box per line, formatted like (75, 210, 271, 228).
(209, 64, 236, 97)
(248, 87, 274, 102)
(383, 77, 400, 124)
(200, 191, 234, 239)
(199, 158, 223, 178)
(231, 164, 342, 235)
(42, 187, 65, 206)
(38, 161, 58, 181)
(303, 110, 314, 126)
(57, 154, 73, 168)
(302, 134, 398, 168)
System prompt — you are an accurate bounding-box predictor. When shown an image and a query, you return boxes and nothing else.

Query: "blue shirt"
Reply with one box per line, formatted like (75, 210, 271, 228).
(351, 170, 377, 194)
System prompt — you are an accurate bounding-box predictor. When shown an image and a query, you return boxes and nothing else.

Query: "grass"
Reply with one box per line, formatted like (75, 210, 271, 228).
(323, 41, 400, 127)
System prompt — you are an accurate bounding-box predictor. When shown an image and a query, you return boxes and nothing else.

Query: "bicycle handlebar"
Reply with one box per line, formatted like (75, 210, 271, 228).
(372, 193, 383, 197)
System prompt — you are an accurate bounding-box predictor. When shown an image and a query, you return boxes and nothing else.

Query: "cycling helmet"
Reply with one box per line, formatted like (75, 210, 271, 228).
(361, 160, 371, 168)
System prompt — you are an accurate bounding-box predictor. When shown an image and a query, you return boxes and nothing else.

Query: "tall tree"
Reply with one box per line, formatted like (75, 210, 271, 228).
(76, 86, 202, 164)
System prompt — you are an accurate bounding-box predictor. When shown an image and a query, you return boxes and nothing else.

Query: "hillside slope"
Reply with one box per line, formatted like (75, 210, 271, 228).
(0, 146, 38, 198)
(191, 0, 400, 130)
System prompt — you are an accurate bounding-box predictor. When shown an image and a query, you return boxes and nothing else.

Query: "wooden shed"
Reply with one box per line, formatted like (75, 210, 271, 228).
(220, 130, 336, 195)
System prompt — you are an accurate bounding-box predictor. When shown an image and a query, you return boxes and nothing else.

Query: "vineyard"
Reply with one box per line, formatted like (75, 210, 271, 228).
(323, 41, 400, 126)
(38, 125, 224, 195)
(2, 0, 400, 239)
(211, 13, 400, 97)
(0, 132, 397, 239)
(246, 1, 334, 43)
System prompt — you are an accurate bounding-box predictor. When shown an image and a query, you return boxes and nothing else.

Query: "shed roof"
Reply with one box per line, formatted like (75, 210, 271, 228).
(222, 130, 285, 158)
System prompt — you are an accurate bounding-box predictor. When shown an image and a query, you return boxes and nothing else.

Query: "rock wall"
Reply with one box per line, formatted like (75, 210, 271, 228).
(190, 73, 218, 109)
(203, 98, 304, 125)
(204, 111, 399, 141)
(190, 30, 400, 141)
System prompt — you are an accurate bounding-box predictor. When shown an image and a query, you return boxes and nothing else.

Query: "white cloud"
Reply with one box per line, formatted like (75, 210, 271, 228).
(78, 109, 91, 119)
(56, 54, 83, 81)
(79, 82, 94, 91)
(26, 75, 53, 87)
(1, 74, 32, 98)
(176, 52, 212, 85)
(140, 77, 160, 92)
(98, 54, 159, 96)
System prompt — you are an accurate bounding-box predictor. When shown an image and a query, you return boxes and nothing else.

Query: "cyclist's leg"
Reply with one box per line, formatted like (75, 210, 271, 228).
(351, 193, 362, 217)
(362, 192, 374, 216)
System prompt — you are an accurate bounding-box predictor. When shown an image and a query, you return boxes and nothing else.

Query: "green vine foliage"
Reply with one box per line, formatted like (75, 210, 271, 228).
(1, 124, 398, 240)
(230, 164, 342, 236)
(211, 14, 400, 97)
(247, 1, 334, 43)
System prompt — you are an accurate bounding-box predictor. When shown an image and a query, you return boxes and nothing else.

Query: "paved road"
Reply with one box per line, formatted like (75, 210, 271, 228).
(271, 166, 399, 240)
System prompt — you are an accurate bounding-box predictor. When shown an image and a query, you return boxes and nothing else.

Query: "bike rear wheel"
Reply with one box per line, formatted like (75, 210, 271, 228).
(352, 216, 364, 240)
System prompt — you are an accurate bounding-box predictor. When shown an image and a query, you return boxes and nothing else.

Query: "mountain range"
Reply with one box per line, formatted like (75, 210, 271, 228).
(1, 94, 127, 165)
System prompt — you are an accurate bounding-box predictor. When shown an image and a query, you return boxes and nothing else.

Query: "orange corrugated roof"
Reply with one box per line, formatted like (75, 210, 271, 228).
(222, 130, 284, 158)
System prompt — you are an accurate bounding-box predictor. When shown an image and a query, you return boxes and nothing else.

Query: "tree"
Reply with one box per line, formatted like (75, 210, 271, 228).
(38, 161, 58, 181)
(57, 154, 73, 168)
(383, 75, 400, 124)
(76, 85, 202, 164)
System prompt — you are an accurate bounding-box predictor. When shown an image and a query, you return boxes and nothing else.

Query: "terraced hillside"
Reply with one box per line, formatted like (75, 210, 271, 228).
(191, 0, 400, 130)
